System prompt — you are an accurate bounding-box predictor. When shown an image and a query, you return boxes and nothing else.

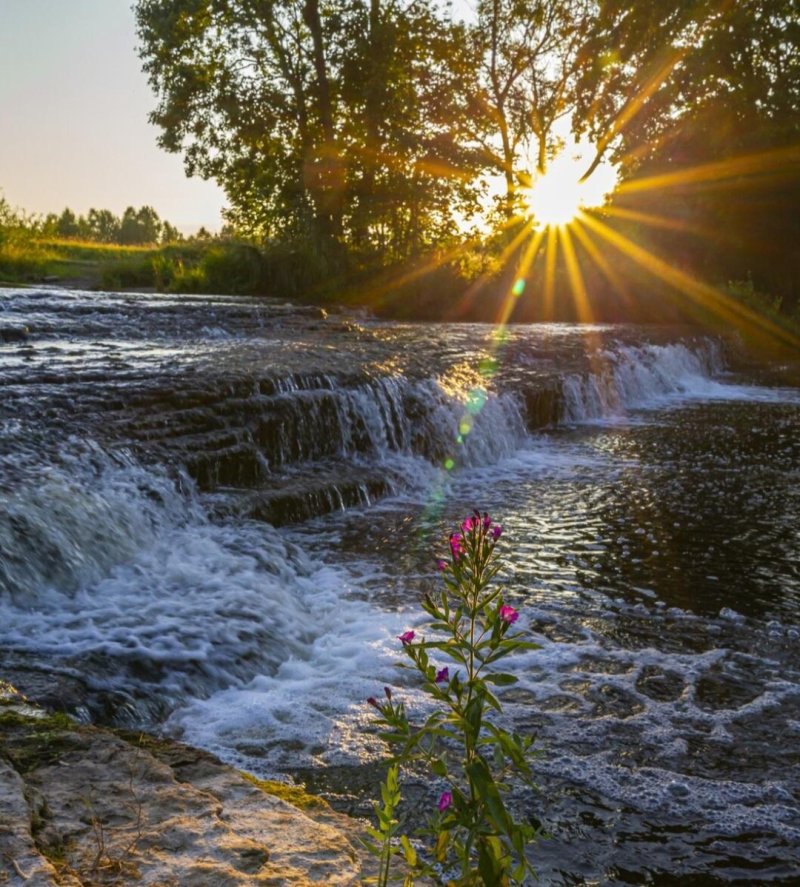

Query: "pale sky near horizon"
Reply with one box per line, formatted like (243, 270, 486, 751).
(0, 0, 226, 233)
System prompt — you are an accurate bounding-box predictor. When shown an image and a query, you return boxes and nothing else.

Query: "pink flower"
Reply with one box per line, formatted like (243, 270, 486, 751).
(437, 791, 453, 812)
(491, 525, 503, 540)
(483, 513, 492, 530)
(461, 516, 475, 533)
(398, 630, 415, 645)
(499, 605, 518, 624)
(436, 559, 448, 571)
(435, 667, 449, 683)
(449, 533, 464, 560)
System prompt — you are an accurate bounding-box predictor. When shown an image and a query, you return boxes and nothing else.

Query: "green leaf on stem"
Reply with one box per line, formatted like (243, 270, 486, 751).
(483, 672, 519, 685)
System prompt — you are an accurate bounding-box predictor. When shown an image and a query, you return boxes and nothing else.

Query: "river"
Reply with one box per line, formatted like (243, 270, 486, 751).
(1, 287, 799, 884)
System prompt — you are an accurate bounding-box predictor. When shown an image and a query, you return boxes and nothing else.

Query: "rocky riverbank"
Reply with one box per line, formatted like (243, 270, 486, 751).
(0, 694, 368, 886)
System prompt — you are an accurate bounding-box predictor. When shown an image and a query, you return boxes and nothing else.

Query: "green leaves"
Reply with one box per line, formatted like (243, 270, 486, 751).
(362, 763, 403, 887)
(483, 672, 519, 686)
(136, 0, 483, 258)
(366, 515, 539, 885)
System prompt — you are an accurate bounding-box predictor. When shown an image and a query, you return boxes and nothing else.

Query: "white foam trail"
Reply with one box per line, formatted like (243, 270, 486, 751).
(169, 607, 411, 772)
(1, 513, 401, 701)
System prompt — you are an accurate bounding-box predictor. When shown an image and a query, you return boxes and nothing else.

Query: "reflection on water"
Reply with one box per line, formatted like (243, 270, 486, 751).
(284, 397, 800, 883)
(1, 288, 799, 883)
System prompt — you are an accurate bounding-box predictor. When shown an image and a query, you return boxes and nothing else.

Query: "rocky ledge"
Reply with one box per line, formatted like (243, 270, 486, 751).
(0, 705, 368, 886)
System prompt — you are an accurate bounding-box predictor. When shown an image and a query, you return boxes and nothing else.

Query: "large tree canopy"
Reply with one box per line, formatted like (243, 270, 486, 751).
(136, 0, 800, 309)
(574, 0, 800, 176)
(572, 0, 800, 307)
(136, 0, 484, 262)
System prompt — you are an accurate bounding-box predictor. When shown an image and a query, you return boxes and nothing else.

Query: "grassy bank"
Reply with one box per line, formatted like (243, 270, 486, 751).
(0, 235, 296, 296)
(0, 235, 161, 289)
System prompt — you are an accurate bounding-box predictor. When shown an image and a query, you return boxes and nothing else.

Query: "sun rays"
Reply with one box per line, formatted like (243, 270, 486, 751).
(523, 141, 617, 228)
(346, 128, 799, 360)
(351, 134, 800, 509)
(501, 141, 799, 353)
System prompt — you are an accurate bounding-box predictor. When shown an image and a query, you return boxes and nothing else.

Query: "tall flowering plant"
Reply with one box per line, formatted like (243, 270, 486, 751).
(365, 513, 541, 886)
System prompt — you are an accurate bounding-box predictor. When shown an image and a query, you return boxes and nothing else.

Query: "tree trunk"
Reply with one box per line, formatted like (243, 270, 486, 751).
(303, 0, 344, 247)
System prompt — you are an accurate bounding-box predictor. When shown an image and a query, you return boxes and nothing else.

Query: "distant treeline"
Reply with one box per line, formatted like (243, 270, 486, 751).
(0, 198, 195, 246)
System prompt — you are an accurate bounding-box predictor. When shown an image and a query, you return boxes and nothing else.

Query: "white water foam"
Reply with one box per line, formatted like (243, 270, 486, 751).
(0, 442, 193, 604)
(561, 340, 800, 422)
(169, 593, 800, 848)
(171, 440, 615, 775)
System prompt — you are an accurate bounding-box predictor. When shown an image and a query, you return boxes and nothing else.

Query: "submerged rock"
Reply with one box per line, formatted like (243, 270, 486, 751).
(0, 325, 29, 343)
(0, 707, 363, 885)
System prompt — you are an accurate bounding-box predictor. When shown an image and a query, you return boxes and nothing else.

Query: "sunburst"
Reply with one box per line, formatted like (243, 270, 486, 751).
(523, 142, 617, 228)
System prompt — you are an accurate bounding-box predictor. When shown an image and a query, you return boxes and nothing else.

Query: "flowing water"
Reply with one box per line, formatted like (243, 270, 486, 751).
(1, 287, 799, 884)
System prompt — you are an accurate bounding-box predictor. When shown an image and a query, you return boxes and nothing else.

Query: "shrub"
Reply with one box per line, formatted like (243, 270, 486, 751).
(98, 257, 155, 290)
(201, 243, 264, 293)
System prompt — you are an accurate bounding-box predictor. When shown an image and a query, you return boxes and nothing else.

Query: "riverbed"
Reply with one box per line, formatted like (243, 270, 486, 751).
(1, 287, 798, 883)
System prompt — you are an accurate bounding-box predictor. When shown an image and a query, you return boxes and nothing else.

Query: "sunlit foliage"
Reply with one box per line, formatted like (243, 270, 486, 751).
(136, 0, 484, 265)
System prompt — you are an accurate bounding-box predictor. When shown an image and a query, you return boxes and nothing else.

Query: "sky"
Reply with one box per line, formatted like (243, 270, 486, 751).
(0, 0, 225, 233)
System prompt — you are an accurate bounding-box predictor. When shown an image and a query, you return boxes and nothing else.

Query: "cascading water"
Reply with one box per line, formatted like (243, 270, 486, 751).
(560, 339, 727, 420)
(1, 287, 799, 883)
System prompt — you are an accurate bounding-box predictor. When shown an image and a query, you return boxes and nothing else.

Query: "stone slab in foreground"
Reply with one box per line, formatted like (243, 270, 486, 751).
(0, 709, 362, 886)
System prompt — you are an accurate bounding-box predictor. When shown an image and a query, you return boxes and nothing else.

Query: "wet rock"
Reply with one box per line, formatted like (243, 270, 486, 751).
(558, 678, 592, 695)
(498, 686, 539, 705)
(538, 694, 585, 713)
(0, 710, 363, 885)
(695, 669, 763, 711)
(0, 325, 29, 343)
(523, 386, 562, 429)
(234, 474, 392, 526)
(587, 683, 646, 719)
(635, 665, 686, 702)
(575, 656, 635, 675)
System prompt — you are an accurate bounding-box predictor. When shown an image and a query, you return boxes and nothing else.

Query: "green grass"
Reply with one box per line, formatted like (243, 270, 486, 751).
(0, 234, 162, 287)
(38, 238, 157, 261)
(0, 235, 227, 292)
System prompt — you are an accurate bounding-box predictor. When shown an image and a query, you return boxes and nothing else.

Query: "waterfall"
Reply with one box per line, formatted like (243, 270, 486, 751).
(560, 340, 726, 422)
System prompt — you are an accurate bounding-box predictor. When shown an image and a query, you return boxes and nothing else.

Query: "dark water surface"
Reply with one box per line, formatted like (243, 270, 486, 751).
(1, 288, 799, 884)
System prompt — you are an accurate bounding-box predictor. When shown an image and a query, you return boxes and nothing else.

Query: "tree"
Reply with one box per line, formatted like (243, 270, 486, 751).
(470, 0, 593, 214)
(135, 0, 482, 262)
(574, 0, 799, 177)
(574, 0, 800, 307)
(56, 208, 80, 238)
(119, 206, 163, 244)
(161, 220, 183, 243)
(0, 193, 24, 230)
(338, 0, 484, 259)
(87, 208, 121, 243)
